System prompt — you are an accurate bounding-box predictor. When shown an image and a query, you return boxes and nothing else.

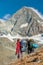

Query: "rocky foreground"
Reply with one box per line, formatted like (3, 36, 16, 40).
(9, 47, 43, 65)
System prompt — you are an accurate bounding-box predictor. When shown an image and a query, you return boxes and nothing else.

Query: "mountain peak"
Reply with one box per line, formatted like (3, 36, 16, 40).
(0, 6, 43, 36)
(3, 14, 11, 20)
(22, 6, 43, 19)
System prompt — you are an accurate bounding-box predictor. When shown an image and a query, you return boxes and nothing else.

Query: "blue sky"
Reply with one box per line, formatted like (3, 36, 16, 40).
(0, 0, 43, 18)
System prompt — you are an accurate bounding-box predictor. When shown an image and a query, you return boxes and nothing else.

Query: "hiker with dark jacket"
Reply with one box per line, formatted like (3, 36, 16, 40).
(27, 39, 33, 54)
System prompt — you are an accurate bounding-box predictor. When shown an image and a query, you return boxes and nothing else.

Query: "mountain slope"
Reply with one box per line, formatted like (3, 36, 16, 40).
(9, 47, 43, 65)
(9, 6, 43, 36)
(0, 6, 43, 36)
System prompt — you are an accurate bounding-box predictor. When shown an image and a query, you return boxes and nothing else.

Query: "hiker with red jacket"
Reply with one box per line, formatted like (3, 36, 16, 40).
(15, 39, 22, 59)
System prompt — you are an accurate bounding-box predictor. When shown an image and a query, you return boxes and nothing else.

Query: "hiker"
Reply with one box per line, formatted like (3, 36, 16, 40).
(20, 39, 27, 52)
(15, 39, 22, 59)
(27, 39, 33, 54)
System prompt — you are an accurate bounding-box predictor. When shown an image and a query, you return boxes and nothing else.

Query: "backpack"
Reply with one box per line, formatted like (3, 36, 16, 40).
(20, 40, 27, 52)
(32, 43, 39, 48)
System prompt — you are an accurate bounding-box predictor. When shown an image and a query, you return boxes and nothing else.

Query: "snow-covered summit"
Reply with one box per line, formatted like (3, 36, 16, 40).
(24, 6, 43, 19)
(0, 6, 43, 37)
(3, 14, 11, 20)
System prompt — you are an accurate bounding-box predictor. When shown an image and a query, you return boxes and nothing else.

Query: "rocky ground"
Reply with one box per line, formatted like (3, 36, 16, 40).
(0, 37, 43, 65)
(0, 37, 16, 65)
(9, 47, 43, 65)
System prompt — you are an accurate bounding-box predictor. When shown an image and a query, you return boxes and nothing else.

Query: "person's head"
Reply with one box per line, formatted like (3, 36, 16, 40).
(17, 39, 20, 42)
(29, 39, 34, 42)
(26, 39, 29, 42)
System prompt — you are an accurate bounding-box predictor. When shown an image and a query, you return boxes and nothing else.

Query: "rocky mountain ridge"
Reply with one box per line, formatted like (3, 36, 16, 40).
(0, 6, 43, 36)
